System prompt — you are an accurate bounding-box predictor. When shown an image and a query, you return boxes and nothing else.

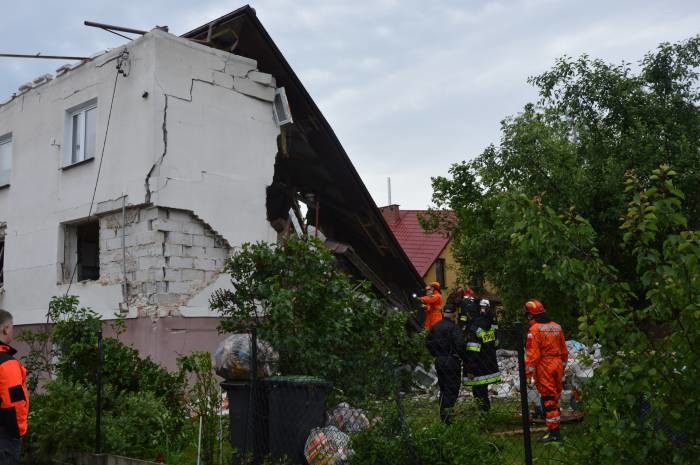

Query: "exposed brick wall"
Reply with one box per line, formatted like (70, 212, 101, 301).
(99, 206, 230, 317)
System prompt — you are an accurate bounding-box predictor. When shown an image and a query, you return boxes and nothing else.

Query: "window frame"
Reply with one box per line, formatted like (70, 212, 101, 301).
(435, 258, 446, 290)
(64, 99, 97, 168)
(0, 133, 12, 188)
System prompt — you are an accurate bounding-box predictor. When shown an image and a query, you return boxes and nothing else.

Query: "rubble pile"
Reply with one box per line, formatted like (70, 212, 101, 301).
(490, 350, 520, 398)
(326, 402, 371, 434)
(304, 426, 352, 465)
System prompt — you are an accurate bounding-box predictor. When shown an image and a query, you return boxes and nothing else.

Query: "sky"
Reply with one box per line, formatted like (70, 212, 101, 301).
(1, 1, 699, 209)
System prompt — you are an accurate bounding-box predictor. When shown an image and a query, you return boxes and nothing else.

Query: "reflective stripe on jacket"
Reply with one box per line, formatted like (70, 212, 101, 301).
(0, 343, 29, 438)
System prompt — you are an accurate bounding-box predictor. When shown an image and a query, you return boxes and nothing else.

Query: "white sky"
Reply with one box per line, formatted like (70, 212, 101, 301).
(2, 1, 699, 208)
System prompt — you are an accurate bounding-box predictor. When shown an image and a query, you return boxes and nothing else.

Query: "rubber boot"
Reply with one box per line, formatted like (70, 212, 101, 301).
(538, 427, 562, 444)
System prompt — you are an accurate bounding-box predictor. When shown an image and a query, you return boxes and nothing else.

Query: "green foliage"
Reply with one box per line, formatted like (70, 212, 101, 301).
(351, 406, 501, 465)
(20, 296, 188, 464)
(25, 379, 176, 463)
(428, 36, 700, 328)
(211, 236, 428, 402)
(178, 351, 223, 465)
(508, 166, 699, 463)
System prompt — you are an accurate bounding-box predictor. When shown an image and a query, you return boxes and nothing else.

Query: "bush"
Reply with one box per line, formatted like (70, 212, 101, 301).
(351, 406, 501, 465)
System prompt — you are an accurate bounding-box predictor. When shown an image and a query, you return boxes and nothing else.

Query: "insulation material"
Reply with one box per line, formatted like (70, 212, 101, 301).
(213, 334, 278, 380)
(304, 426, 351, 465)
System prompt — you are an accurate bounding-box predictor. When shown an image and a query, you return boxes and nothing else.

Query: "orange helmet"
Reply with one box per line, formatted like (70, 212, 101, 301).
(429, 282, 441, 292)
(524, 299, 545, 316)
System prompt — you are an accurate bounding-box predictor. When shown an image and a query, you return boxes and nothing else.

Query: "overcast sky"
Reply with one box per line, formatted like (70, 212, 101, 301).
(2, 1, 699, 208)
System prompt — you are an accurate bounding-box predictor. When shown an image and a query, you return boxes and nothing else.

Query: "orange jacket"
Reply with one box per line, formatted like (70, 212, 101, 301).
(0, 343, 29, 438)
(525, 319, 568, 378)
(420, 292, 443, 329)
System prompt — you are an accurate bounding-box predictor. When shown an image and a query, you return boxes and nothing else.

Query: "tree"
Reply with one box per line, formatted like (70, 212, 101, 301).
(211, 236, 427, 402)
(428, 36, 700, 327)
(509, 166, 699, 463)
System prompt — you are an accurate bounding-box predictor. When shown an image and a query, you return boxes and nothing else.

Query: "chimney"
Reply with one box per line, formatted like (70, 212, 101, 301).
(379, 204, 401, 225)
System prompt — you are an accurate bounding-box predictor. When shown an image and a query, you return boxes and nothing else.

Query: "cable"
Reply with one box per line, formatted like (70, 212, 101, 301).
(65, 58, 122, 296)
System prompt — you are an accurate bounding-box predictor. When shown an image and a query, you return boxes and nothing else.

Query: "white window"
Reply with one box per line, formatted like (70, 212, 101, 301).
(66, 101, 97, 165)
(0, 134, 11, 187)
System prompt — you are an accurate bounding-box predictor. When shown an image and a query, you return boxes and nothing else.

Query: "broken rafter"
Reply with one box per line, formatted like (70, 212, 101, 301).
(84, 21, 152, 36)
(0, 53, 89, 60)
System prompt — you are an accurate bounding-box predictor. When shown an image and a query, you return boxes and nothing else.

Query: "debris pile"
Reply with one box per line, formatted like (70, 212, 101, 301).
(304, 426, 352, 465)
(213, 334, 279, 380)
(490, 350, 520, 398)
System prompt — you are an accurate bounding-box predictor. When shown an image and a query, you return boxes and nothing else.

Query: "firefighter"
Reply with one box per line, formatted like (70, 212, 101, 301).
(458, 288, 479, 333)
(0, 309, 29, 465)
(418, 282, 443, 330)
(523, 299, 568, 443)
(426, 304, 468, 423)
(462, 299, 500, 411)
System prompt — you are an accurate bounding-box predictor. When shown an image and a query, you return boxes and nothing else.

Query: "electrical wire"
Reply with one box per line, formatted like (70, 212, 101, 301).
(64, 58, 122, 296)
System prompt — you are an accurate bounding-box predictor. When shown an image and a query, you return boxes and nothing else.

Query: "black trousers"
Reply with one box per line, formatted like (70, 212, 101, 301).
(0, 437, 20, 465)
(472, 384, 491, 412)
(435, 356, 461, 423)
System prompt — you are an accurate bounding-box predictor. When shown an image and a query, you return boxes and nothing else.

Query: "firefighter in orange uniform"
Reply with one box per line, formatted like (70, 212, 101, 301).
(0, 309, 29, 465)
(418, 282, 443, 329)
(523, 299, 568, 443)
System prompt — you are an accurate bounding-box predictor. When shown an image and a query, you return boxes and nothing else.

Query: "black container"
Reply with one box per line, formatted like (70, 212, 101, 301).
(221, 381, 269, 464)
(262, 376, 332, 464)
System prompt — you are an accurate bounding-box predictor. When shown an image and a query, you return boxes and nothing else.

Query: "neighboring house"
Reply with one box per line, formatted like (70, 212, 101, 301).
(379, 205, 457, 292)
(0, 6, 422, 368)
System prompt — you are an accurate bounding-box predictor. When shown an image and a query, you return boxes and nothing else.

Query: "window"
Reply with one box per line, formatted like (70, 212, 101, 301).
(63, 219, 100, 282)
(0, 134, 11, 187)
(66, 101, 97, 165)
(435, 258, 446, 290)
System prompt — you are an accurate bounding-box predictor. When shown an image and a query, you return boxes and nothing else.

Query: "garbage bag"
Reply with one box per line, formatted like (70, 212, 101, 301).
(214, 334, 278, 380)
(304, 426, 351, 465)
(326, 402, 370, 434)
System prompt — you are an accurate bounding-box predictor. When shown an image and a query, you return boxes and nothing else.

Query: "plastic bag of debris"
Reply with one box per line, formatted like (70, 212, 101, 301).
(304, 426, 352, 465)
(412, 364, 438, 391)
(326, 402, 370, 434)
(213, 334, 279, 380)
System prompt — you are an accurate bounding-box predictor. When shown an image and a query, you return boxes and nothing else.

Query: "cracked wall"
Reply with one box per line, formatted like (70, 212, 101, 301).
(0, 29, 278, 324)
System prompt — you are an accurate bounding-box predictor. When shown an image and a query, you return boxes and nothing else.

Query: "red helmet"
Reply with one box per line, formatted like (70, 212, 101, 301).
(523, 299, 545, 316)
(464, 288, 475, 297)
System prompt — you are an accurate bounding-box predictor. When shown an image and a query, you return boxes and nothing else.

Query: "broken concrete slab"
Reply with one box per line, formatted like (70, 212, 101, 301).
(233, 76, 275, 102)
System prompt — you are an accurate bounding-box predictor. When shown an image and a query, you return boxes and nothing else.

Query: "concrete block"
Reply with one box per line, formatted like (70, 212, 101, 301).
(192, 235, 215, 248)
(183, 246, 206, 258)
(125, 220, 152, 236)
(152, 219, 182, 232)
(182, 222, 205, 235)
(135, 268, 164, 282)
(205, 271, 221, 282)
(100, 228, 117, 240)
(139, 256, 166, 270)
(168, 210, 194, 224)
(131, 244, 162, 257)
(106, 237, 123, 251)
(166, 232, 193, 246)
(126, 231, 165, 247)
(167, 281, 193, 294)
(140, 207, 168, 222)
(164, 243, 182, 257)
(233, 76, 275, 102)
(167, 256, 194, 268)
(182, 269, 205, 281)
(248, 71, 276, 87)
(194, 258, 217, 271)
(164, 269, 181, 282)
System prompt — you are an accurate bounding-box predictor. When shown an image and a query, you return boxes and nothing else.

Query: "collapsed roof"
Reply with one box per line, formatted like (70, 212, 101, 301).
(182, 5, 424, 306)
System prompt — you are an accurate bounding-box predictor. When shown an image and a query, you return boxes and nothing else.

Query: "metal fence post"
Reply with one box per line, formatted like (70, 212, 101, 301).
(250, 327, 259, 465)
(515, 321, 533, 465)
(96, 327, 103, 455)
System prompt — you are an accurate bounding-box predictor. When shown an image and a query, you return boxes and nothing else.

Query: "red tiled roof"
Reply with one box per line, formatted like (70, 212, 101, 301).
(379, 207, 454, 277)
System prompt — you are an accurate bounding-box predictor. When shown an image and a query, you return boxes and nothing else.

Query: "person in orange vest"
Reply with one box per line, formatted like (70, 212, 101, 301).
(0, 309, 29, 465)
(523, 299, 568, 443)
(417, 282, 443, 329)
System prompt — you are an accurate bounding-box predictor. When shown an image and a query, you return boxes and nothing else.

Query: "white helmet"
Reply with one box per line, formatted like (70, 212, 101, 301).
(479, 299, 490, 308)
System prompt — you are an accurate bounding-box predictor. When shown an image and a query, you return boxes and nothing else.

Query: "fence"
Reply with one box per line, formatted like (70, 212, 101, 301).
(218, 321, 585, 465)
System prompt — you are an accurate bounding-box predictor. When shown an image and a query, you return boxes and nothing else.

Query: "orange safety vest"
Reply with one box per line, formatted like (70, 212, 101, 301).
(0, 343, 29, 438)
(420, 292, 443, 329)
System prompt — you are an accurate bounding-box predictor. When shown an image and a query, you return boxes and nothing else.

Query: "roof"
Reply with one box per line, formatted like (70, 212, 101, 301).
(380, 207, 454, 277)
(182, 6, 424, 304)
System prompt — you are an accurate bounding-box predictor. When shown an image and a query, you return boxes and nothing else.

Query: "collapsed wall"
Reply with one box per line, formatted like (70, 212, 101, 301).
(98, 205, 230, 317)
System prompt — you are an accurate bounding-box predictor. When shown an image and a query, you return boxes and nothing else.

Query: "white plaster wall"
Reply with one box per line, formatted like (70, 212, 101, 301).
(0, 30, 279, 324)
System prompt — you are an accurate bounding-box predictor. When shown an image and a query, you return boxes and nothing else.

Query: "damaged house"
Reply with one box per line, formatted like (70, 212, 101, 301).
(0, 6, 422, 368)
